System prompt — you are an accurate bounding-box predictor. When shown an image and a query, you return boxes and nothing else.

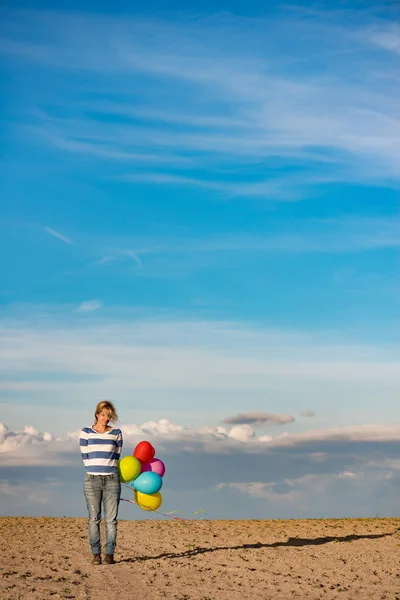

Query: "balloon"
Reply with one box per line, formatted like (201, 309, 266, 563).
(134, 471, 163, 495)
(134, 490, 162, 511)
(141, 458, 166, 477)
(133, 441, 155, 463)
(118, 456, 141, 483)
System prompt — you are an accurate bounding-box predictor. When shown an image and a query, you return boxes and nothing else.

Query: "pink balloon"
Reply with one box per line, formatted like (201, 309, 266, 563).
(141, 458, 166, 477)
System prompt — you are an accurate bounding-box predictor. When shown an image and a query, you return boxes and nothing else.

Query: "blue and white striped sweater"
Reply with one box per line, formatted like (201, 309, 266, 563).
(80, 427, 123, 475)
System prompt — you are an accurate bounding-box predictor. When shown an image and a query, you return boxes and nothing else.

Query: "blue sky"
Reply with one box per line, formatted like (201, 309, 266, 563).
(1, 0, 399, 520)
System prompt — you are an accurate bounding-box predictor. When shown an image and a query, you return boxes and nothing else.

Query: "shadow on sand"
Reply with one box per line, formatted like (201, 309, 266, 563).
(119, 532, 394, 563)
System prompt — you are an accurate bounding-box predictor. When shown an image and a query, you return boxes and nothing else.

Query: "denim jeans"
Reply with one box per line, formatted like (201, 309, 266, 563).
(83, 473, 121, 555)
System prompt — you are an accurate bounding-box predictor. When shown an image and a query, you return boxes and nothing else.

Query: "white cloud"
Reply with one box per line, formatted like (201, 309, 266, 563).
(124, 418, 185, 437)
(75, 300, 102, 313)
(337, 470, 362, 479)
(0, 423, 57, 454)
(227, 425, 255, 442)
(219, 470, 372, 506)
(2, 419, 400, 466)
(2, 418, 400, 518)
(0, 480, 60, 509)
(276, 424, 400, 445)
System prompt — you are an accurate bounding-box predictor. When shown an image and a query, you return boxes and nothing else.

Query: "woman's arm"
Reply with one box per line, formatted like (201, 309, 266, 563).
(79, 428, 90, 465)
(116, 430, 123, 457)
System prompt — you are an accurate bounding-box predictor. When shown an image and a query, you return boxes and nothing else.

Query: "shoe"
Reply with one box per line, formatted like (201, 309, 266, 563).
(92, 554, 102, 565)
(104, 554, 115, 564)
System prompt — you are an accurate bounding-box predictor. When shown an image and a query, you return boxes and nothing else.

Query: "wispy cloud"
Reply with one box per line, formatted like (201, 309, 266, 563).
(92, 256, 115, 265)
(0, 315, 399, 434)
(122, 172, 310, 200)
(1, 317, 399, 386)
(121, 250, 144, 269)
(368, 24, 400, 54)
(91, 217, 399, 272)
(75, 300, 102, 313)
(301, 410, 315, 418)
(2, 7, 400, 197)
(43, 226, 74, 245)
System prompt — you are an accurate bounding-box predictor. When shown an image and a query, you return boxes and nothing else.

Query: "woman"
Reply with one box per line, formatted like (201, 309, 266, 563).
(80, 400, 123, 565)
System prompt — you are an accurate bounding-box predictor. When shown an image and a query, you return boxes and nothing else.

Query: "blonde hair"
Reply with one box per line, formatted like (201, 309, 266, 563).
(94, 400, 118, 424)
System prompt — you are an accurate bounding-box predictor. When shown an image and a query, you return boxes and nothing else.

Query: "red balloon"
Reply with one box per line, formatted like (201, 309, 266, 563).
(133, 441, 155, 463)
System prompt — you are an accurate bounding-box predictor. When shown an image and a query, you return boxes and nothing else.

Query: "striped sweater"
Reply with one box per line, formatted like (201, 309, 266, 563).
(79, 427, 123, 475)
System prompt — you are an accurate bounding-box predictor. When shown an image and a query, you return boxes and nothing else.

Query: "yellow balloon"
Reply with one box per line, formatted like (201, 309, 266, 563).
(118, 456, 141, 483)
(134, 490, 162, 511)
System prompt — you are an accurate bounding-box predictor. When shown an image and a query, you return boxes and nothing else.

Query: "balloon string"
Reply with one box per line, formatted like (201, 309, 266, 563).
(120, 497, 207, 522)
(120, 485, 208, 523)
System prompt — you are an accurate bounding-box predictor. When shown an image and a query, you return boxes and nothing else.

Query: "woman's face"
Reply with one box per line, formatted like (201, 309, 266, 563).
(96, 410, 110, 428)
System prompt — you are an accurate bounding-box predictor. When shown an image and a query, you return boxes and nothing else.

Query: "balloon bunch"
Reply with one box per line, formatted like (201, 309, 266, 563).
(118, 441, 166, 512)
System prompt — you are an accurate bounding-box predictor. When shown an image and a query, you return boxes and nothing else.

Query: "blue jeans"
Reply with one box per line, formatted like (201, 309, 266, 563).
(83, 473, 121, 555)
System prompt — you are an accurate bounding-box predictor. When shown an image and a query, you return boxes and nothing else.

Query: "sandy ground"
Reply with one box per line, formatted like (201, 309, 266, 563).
(0, 517, 399, 600)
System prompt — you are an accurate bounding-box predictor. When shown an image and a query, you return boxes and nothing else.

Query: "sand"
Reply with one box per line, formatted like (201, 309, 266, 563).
(1, 517, 399, 599)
